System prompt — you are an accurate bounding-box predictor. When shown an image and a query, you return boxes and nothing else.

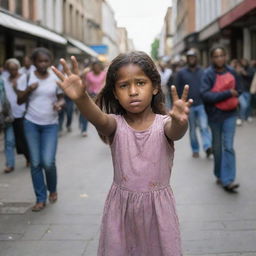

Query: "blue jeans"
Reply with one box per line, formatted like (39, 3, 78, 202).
(239, 92, 251, 120)
(79, 114, 88, 132)
(4, 124, 15, 168)
(59, 97, 74, 130)
(209, 116, 237, 186)
(24, 119, 58, 203)
(189, 104, 212, 153)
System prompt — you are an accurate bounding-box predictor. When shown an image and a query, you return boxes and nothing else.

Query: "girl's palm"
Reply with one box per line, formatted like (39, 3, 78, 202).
(169, 85, 193, 125)
(52, 57, 86, 101)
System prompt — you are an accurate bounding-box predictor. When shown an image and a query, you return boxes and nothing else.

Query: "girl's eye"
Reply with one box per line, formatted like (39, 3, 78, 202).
(137, 81, 145, 86)
(119, 83, 127, 88)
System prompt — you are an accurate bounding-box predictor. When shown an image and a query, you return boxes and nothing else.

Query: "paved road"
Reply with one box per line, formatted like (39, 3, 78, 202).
(0, 118, 256, 256)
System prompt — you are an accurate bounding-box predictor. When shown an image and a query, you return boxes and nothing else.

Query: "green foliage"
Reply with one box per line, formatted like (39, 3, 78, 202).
(151, 38, 159, 60)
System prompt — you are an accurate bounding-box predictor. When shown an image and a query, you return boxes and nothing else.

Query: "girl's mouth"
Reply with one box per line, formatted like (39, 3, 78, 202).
(129, 100, 141, 106)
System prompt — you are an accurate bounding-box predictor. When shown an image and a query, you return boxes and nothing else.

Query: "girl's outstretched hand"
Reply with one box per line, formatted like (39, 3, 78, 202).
(52, 56, 85, 101)
(169, 85, 193, 125)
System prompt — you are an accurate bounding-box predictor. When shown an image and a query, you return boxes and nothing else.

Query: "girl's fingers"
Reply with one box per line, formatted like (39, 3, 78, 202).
(60, 58, 72, 76)
(71, 56, 79, 75)
(186, 99, 193, 108)
(171, 85, 179, 102)
(181, 84, 189, 101)
(56, 80, 65, 90)
(52, 66, 65, 81)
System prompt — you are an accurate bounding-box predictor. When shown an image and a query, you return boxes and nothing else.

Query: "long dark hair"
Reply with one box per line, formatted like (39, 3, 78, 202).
(96, 51, 166, 116)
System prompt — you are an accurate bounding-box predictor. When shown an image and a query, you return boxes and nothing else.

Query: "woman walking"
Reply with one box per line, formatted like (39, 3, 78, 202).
(3, 58, 30, 173)
(17, 48, 64, 211)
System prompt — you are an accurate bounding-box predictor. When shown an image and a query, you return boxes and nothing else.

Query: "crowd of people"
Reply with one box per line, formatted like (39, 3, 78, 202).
(0, 45, 255, 206)
(0, 47, 107, 211)
(156, 46, 256, 193)
(0, 46, 255, 255)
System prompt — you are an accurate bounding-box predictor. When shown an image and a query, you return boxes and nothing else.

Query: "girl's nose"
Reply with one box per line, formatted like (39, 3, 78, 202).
(129, 84, 138, 96)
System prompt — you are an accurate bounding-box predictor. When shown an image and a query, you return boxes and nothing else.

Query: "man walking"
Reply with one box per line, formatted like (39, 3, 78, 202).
(175, 49, 212, 158)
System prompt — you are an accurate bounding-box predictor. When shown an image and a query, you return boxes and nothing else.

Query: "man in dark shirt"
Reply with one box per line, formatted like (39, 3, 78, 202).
(236, 59, 254, 125)
(175, 49, 212, 158)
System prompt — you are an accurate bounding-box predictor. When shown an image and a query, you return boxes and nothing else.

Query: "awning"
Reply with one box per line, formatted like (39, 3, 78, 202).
(219, 0, 256, 29)
(0, 11, 67, 45)
(67, 37, 98, 58)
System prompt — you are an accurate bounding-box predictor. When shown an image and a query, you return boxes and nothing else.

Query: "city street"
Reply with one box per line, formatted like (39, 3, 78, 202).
(0, 118, 256, 256)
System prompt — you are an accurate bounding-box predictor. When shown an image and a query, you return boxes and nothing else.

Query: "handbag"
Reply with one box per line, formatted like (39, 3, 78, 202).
(211, 72, 238, 111)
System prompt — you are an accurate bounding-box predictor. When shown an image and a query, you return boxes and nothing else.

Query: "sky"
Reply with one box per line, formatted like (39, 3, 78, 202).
(107, 0, 172, 54)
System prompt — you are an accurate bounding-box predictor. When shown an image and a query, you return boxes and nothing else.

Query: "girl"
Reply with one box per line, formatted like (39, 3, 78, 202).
(52, 51, 192, 255)
(3, 58, 30, 173)
(17, 48, 65, 212)
(201, 46, 242, 192)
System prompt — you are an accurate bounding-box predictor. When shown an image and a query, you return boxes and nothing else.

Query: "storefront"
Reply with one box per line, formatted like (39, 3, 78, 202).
(219, 0, 256, 60)
(0, 10, 67, 66)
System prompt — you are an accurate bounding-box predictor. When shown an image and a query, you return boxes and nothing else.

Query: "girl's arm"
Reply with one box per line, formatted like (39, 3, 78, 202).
(164, 85, 193, 141)
(52, 57, 116, 137)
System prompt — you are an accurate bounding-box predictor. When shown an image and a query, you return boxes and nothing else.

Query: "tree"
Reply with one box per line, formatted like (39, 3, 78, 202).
(151, 38, 159, 60)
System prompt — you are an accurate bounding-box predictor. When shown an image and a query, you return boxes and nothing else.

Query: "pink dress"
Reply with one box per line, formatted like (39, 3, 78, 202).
(98, 114, 182, 256)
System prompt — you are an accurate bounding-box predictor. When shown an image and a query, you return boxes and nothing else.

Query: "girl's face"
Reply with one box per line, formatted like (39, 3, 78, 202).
(34, 53, 51, 74)
(8, 63, 19, 78)
(114, 64, 158, 114)
(211, 49, 226, 68)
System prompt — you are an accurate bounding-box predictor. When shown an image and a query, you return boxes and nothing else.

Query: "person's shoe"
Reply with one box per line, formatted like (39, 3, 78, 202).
(49, 192, 58, 203)
(205, 147, 212, 158)
(236, 119, 242, 126)
(216, 179, 222, 185)
(31, 202, 46, 212)
(81, 132, 88, 137)
(223, 183, 240, 193)
(67, 126, 72, 132)
(247, 117, 253, 123)
(4, 167, 14, 173)
(192, 152, 199, 158)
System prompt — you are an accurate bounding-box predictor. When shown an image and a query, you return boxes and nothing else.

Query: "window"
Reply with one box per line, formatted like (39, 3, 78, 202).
(15, 0, 22, 15)
(0, 0, 9, 10)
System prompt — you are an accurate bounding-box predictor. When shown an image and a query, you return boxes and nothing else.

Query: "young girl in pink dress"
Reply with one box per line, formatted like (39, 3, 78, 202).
(52, 51, 193, 256)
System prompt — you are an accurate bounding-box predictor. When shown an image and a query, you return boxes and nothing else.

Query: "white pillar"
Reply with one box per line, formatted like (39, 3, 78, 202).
(37, 0, 44, 24)
(45, 0, 53, 29)
(243, 28, 251, 60)
(55, 0, 63, 33)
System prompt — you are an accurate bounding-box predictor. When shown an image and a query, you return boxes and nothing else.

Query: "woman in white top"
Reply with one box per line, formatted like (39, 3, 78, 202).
(17, 48, 65, 212)
(3, 58, 30, 173)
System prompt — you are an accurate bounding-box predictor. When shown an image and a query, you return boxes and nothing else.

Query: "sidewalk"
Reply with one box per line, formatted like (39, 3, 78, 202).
(0, 120, 256, 256)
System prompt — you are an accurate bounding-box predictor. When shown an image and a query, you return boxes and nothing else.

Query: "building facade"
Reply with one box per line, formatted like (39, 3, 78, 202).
(171, 0, 256, 65)
(101, 0, 119, 62)
(159, 7, 173, 58)
(84, 0, 103, 46)
(0, 0, 67, 65)
(118, 27, 129, 53)
(172, 0, 196, 57)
